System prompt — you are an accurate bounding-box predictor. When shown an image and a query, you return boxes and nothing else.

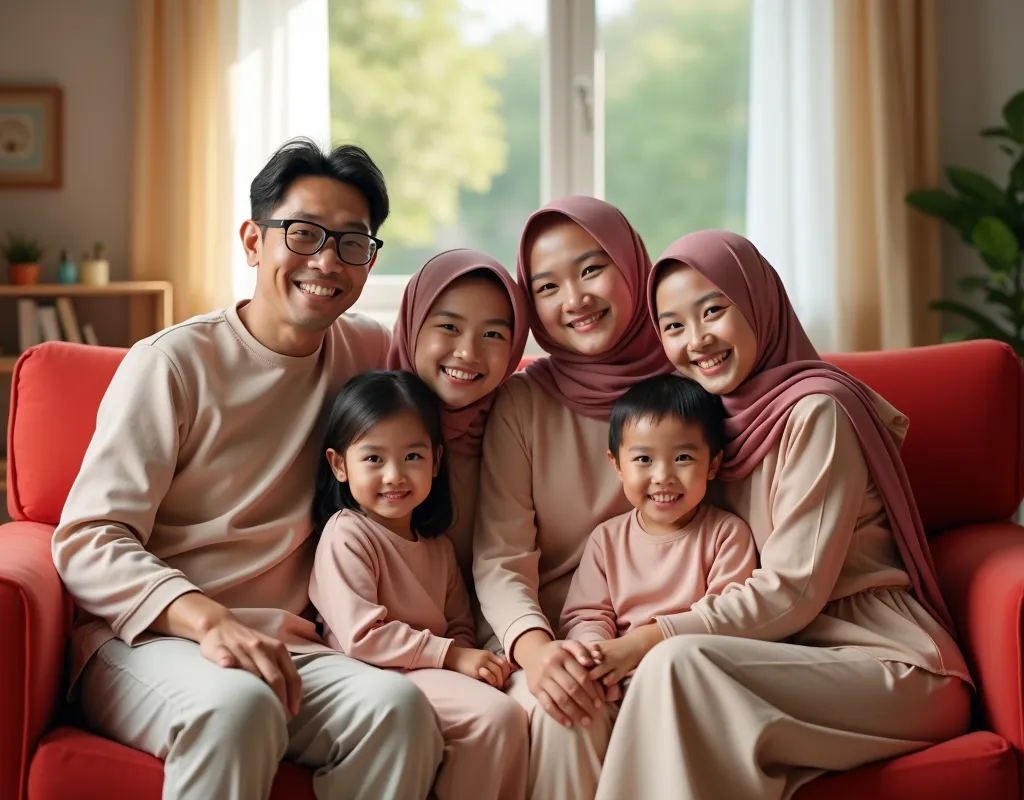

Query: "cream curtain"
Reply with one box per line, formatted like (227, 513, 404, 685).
(231, 0, 331, 303)
(745, 0, 838, 353)
(131, 0, 237, 324)
(834, 0, 942, 351)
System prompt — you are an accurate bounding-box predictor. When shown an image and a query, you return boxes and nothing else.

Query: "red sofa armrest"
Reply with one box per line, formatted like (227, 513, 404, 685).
(0, 521, 70, 800)
(931, 521, 1024, 748)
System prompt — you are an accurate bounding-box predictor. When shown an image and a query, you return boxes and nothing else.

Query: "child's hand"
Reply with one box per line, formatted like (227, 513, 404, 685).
(587, 624, 665, 687)
(444, 646, 513, 688)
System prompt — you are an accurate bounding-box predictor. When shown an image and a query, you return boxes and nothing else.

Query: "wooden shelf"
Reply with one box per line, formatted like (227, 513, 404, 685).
(0, 281, 171, 297)
(0, 356, 15, 375)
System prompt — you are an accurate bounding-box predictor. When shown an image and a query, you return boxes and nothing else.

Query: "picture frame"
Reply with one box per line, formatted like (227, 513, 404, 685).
(0, 85, 63, 189)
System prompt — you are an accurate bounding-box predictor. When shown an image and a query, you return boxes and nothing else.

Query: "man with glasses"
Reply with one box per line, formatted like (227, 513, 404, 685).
(52, 137, 443, 800)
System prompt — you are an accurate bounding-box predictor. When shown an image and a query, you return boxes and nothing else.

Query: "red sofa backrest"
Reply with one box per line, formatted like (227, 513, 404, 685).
(8, 339, 1024, 533)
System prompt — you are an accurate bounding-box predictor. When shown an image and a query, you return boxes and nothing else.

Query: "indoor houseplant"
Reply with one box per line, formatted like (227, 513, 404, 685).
(2, 231, 44, 285)
(906, 89, 1024, 357)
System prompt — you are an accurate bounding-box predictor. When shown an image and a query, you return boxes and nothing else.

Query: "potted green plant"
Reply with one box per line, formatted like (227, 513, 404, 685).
(2, 231, 45, 286)
(906, 88, 1024, 357)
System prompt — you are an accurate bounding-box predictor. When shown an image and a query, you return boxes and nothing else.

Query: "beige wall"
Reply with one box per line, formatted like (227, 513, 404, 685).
(937, 0, 1024, 334)
(0, 0, 134, 283)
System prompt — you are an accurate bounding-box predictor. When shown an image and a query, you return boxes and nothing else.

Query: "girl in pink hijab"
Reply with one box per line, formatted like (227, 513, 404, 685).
(388, 248, 528, 581)
(596, 230, 972, 800)
(472, 196, 673, 800)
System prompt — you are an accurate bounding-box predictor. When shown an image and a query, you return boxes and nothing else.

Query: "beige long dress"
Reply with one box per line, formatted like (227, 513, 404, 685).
(596, 393, 973, 800)
(474, 372, 632, 800)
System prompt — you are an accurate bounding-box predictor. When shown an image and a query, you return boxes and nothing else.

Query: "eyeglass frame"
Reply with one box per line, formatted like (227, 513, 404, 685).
(254, 218, 384, 267)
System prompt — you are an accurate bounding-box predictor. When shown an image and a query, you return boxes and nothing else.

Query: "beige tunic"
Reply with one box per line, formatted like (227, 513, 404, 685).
(52, 302, 391, 685)
(473, 372, 633, 657)
(709, 394, 971, 682)
(596, 392, 973, 800)
(447, 452, 481, 586)
(474, 372, 625, 799)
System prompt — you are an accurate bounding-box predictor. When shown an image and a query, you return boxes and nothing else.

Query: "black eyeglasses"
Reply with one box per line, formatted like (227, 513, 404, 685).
(255, 219, 384, 267)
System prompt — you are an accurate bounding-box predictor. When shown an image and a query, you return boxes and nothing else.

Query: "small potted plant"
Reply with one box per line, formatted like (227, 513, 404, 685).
(3, 231, 44, 285)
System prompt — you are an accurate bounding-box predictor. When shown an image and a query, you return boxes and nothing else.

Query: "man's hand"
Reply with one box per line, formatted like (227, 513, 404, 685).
(152, 592, 302, 715)
(587, 624, 665, 686)
(444, 646, 514, 688)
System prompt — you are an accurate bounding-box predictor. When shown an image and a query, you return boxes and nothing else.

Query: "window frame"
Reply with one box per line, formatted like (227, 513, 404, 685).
(353, 0, 602, 323)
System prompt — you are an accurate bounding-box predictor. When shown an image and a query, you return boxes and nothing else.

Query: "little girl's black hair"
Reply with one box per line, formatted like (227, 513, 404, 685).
(314, 370, 452, 537)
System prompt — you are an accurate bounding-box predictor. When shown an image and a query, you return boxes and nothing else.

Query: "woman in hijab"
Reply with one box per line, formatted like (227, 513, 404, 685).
(472, 196, 674, 800)
(596, 230, 972, 800)
(388, 248, 529, 582)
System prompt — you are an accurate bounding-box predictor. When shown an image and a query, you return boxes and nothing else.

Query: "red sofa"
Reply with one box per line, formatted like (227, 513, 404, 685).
(3, 339, 1023, 799)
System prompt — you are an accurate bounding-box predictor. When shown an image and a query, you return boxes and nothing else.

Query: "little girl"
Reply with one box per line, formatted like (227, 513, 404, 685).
(560, 373, 758, 687)
(310, 370, 528, 800)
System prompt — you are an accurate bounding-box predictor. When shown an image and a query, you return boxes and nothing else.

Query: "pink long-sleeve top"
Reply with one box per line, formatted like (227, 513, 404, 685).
(560, 505, 757, 643)
(309, 509, 476, 670)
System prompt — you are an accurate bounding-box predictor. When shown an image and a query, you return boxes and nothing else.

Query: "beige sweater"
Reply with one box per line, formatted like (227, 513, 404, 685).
(560, 506, 757, 644)
(309, 510, 475, 670)
(448, 452, 481, 585)
(473, 373, 633, 656)
(52, 302, 390, 683)
(710, 394, 972, 682)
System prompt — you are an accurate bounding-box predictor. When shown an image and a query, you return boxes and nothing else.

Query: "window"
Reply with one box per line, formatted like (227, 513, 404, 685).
(326, 0, 751, 324)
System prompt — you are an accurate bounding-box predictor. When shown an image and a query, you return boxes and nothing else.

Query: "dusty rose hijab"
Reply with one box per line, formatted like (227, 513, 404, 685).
(518, 196, 673, 419)
(388, 249, 528, 458)
(649, 229, 956, 637)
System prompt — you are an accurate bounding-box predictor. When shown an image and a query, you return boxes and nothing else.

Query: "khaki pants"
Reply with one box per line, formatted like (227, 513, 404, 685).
(80, 638, 443, 800)
(505, 669, 618, 800)
(597, 635, 971, 800)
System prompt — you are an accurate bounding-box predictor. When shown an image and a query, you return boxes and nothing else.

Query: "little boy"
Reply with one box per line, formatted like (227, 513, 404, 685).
(560, 373, 758, 687)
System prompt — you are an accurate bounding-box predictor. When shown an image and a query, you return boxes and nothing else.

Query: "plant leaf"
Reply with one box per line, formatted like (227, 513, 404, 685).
(1001, 144, 1018, 157)
(930, 299, 1012, 339)
(982, 125, 1021, 143)
(972, 216, 1021, 268)
(940, 329, 974, 344)
(957, 275, 990, 294)
(905, 189, 979, 238)
(1002, 89, 1024, 142)
(1012, 155, 1024, 193)
(947, 167, 1007, 208)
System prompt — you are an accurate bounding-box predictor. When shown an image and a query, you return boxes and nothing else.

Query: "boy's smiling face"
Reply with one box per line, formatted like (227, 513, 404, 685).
(609, 414, 722, 536)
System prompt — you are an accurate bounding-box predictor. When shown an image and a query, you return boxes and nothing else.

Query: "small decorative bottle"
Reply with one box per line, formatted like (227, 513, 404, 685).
(56, 249, 79, 284)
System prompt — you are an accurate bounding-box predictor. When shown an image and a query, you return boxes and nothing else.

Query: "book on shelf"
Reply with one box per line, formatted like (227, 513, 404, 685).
(14, 296, 100, 353)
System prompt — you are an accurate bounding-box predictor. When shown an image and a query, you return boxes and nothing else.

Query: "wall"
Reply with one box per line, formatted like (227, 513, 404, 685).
(0, 0, 134, 523)
(937, 0, 1024, 333)
(0, 0, 134, 283)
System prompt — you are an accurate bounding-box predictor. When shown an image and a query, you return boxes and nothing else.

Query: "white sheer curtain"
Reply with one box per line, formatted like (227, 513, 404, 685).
(230, 0, 332, 301)
(744, 0, 838, 353)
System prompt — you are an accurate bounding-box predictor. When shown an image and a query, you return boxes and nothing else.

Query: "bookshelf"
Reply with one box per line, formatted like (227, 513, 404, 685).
(0, 281, 174, 511)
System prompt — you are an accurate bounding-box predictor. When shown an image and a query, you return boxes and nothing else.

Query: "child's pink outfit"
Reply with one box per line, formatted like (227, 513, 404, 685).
(560, 505, 758, 645)
(310, 509, 528, 800)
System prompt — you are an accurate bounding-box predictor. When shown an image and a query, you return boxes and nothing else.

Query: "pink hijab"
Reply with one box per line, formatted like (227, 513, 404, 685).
(518, 196, 673, 419)
(649, 229, 956, 637)
(388, 248, 528, 458)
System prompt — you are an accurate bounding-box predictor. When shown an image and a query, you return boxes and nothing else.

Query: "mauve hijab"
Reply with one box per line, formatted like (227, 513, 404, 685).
(388, 248, 528, 457)
(648, 229, 956, 637)
(518, 196, 673, 419)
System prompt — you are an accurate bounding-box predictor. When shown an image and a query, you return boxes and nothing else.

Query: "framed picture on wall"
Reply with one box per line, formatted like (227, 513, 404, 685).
(0, 85, 63, 189)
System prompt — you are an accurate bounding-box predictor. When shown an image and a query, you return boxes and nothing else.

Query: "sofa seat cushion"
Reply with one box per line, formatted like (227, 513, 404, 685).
(794, 731, 1016, 800)
(28, 727, 315, 799)
(27, 726, 1014, 799)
